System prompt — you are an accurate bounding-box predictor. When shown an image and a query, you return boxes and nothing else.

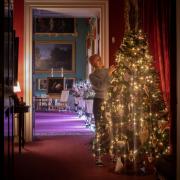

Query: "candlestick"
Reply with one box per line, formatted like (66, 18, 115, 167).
(60, 67, 64, 77)
(51, 68, 54, 77)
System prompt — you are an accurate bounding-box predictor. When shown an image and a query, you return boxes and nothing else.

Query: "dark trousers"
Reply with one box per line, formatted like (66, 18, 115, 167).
(93, 98, 104, 125)
(92, 98, 110, 156)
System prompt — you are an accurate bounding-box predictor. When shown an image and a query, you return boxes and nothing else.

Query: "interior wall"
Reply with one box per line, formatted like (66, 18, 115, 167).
(75, 18, 89, 80)
(13, 0, 24, 97)
(109, 0, 125, 66)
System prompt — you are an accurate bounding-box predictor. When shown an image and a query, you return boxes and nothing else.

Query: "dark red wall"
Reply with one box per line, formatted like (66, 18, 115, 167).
(13, 0, 24, 97)
(109, 0, 125, 66)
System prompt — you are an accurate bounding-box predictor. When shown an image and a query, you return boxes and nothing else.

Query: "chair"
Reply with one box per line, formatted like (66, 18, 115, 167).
(58, 90, 69, 110)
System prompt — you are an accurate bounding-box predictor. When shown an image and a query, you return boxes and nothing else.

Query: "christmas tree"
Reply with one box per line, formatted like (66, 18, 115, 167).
(102, 29, 170, 174)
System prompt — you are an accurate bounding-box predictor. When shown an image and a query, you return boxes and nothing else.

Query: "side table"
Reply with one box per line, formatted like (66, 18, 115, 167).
(14, 105, 29, 154)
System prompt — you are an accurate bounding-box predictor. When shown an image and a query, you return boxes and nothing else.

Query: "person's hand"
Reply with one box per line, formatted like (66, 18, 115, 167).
(108, 65, 116, 76)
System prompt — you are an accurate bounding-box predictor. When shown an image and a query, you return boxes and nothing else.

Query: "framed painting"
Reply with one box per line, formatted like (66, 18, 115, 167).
(37, 78, 47, 90)
(34, 41, 75, 73)
(65, 78, 75, 90)
(47, 77, 64, 95)
(34, 17, 76, 34)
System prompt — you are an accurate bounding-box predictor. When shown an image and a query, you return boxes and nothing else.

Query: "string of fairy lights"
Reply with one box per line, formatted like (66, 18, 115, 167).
(91, 0, 170, 173)
(92, 29, 170, 173)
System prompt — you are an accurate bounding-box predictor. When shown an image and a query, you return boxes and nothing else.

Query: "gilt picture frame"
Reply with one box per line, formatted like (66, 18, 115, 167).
(47, 77, 64, 95)
(34, 41, 75, 73)
(37, 78, 48, 90)
(34, 17, 76, 35)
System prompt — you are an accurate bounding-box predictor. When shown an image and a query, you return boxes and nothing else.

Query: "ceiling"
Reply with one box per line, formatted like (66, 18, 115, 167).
(33, 8, 100, 18)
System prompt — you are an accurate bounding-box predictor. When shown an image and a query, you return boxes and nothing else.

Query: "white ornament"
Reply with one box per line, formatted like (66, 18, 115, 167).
(114, 157, 123, 173)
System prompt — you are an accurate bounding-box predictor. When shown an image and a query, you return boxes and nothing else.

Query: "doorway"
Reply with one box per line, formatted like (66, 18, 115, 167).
(24, 0, 109, 141)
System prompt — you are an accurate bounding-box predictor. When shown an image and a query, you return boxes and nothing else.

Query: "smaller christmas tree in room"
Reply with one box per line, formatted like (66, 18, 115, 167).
(101, 0, 170, 174)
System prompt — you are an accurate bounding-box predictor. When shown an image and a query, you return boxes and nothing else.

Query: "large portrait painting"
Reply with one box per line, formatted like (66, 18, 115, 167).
(47, 77, 64, 95)
(34, 17, 75, 34)
(35, 41, 75, 73)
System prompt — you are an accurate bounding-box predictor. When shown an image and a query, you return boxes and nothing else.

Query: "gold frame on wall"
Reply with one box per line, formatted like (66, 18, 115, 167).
(37, 78, 48, 90)
(34, 40, 75, 73)
(47, 77, 64, 95)
(33, 17, 77, 36)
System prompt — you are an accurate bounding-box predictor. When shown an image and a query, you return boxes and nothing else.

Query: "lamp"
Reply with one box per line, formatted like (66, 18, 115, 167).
(13, 81, 21, 93)
(13, 81, 24, 105)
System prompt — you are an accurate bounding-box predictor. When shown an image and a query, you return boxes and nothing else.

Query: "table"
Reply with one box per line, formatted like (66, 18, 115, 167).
(14, 105, 29, 154)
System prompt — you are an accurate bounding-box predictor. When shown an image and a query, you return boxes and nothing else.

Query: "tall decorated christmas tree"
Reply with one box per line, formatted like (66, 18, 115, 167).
(102, 0, 170, 174)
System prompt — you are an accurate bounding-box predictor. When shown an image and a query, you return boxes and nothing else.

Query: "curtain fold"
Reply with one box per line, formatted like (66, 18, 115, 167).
(139, 0, 171, 113)
(138, 0, 172, 151)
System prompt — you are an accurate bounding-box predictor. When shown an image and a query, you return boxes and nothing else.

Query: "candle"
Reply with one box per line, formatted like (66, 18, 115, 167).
(51, 68, 54, 77)
(61, 67, 64, 77)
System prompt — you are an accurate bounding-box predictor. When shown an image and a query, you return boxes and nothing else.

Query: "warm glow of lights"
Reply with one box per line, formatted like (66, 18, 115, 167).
(94, 30, 169, 174)
(13, 81, 21, 93)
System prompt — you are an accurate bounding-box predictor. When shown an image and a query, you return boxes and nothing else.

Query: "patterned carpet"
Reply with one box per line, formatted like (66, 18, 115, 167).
(34, 111, 94, 136)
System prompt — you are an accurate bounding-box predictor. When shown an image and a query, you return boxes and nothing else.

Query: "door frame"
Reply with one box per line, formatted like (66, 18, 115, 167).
(24, 0, 109, 141)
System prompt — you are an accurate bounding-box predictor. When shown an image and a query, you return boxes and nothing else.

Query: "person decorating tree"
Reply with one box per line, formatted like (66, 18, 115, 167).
(89, 54, 116, 166)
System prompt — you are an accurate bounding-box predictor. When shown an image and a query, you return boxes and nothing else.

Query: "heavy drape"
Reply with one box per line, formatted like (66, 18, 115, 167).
(138, 0, 172, 151)
(139, 0, 171, 113)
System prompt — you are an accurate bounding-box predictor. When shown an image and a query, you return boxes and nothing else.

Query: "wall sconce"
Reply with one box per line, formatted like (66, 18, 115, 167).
(13, 81, 21, 93)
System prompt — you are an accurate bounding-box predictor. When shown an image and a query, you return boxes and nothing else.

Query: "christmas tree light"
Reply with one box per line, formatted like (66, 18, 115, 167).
(92, 0, 170, 174)
(102, 29, 170, 174)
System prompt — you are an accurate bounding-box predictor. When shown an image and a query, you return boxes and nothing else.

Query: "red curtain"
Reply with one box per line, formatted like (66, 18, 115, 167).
(138, 0, 172, 151)
(139, 0, 171, 112)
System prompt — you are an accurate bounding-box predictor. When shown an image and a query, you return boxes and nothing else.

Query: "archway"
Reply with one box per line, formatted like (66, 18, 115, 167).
(24, 0, 109, 141)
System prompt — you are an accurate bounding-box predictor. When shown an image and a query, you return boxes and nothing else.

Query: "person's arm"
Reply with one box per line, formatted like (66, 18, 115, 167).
(108, 65, 116, 76)
(89, 71, 110, 91)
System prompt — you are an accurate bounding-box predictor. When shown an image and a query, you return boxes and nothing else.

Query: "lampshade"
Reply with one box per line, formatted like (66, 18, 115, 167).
(13, 81, 21, 93)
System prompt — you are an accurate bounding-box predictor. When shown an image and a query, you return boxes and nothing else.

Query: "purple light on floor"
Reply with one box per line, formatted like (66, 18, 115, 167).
(35, 111, 94, 136)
